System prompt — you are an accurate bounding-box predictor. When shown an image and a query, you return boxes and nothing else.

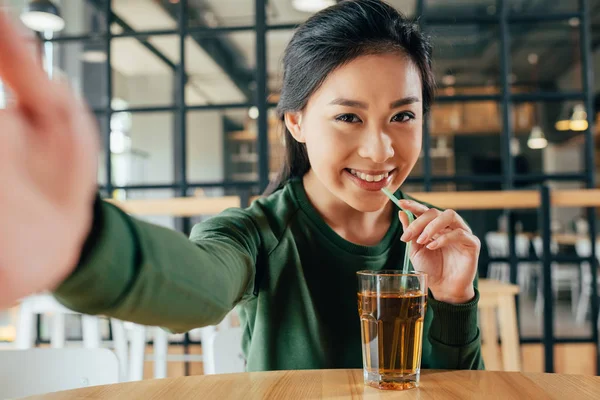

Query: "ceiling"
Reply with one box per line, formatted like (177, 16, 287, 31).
(99, 0, 420, 105)
(5, 0, 600, 109)
(111, 0, 246, 105)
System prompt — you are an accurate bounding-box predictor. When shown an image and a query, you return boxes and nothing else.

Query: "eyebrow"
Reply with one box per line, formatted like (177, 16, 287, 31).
(329, 96, 421, 110)
(390, 96, 421, 109)
(329, 98, 369, 109)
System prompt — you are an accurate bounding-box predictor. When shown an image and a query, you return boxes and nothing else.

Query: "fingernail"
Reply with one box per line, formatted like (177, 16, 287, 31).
(416, 234, 427, 244)
(401, 231, 412, 242)
(427, 241, 438, 250)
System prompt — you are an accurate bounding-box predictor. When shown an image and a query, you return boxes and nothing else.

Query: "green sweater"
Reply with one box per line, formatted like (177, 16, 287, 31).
(54, 179, 484, 372)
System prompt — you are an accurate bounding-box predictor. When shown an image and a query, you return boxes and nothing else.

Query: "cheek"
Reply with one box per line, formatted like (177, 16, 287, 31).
(393, 130, 422, 162)
(304, 125, 351, 173)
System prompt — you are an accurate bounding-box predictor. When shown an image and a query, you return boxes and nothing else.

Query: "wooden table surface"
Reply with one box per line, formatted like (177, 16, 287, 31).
(26, 369, 600, 399)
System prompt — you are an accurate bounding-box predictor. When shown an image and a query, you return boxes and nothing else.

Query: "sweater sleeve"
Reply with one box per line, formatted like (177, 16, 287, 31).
(426, 288, 485, 370)
(53, 198, 260, 333)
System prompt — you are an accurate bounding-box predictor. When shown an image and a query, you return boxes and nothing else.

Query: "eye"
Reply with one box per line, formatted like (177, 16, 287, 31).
(335, 113, 362, 123)
(391, 112, 415, 123)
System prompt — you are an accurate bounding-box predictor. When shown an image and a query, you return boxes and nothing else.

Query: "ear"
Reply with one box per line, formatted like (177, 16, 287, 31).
(284, 111, 305, 143)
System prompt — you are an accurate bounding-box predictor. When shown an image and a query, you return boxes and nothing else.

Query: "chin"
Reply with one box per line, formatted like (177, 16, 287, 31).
(340, 190, 390, 213)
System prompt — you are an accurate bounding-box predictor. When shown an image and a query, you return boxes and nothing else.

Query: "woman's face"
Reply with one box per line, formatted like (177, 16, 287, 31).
(285, 52, 423, 212)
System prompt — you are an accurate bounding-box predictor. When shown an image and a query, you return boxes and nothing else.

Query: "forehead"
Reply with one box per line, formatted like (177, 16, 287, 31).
(313, 52, 423, 103)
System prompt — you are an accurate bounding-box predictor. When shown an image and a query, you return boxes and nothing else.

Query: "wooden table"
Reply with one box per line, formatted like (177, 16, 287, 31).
(25, 369, 600, 399)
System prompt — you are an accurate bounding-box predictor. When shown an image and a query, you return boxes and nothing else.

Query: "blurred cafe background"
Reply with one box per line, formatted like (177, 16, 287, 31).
(1, 0, 600, 380)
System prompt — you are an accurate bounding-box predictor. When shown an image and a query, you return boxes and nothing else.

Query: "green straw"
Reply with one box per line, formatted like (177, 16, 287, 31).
(381, 188, 415, 274)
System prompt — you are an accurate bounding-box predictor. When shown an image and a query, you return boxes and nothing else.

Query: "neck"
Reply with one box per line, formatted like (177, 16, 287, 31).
(302, 170, 394, 246)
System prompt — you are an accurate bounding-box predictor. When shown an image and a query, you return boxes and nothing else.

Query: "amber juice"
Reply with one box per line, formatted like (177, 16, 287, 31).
(357, 290, 427, 390)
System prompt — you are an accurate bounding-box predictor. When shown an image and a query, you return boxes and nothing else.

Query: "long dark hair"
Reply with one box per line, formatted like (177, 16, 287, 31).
(264, 0, 436, 195)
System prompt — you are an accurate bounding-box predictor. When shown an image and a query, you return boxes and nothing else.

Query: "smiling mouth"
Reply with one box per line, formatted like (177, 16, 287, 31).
(346, 169, 394, 183)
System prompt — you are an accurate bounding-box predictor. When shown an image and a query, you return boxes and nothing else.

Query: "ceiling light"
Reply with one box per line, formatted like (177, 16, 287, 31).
(555, 119, 571, 131)
(442, 70, 456, 86)
(569, 104, 588, 131)
(527, 126, 547, 150)
(569, 119, 589, 131)
(569, 17, 580, 27)
(292, 0, 336, 13)
(248, 106, 259, 120)
(20, 0, 65, 33)
(527, 53, 539, 65)
(110, 130, 132, 154)
(555, 104, 588, 131)
(81, 50, 107, 63)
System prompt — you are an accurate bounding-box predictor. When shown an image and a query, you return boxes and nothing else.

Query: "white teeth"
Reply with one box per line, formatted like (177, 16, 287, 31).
(348, 170, 391, 182)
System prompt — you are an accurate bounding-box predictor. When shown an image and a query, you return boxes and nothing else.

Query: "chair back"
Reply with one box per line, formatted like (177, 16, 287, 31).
(202, 327, 245, 375)
(0, 348, 119, 399)
(532, 236, 559, 257)
(485, 232, 529, 257)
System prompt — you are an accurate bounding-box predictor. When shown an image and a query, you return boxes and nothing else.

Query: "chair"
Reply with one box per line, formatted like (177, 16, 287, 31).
(202, 327, 245, 375)
(126, 324, 177, 381)
(15, 294, 100, 349)
(478, 279, 521, 371)
(532, 237, 580, 316)
(0, 348, 119, 399)
(574, 239, 600, 325)
(127, 311, 238, 380)
(14, 293, 130, 382)
(485, 232, 532, 291)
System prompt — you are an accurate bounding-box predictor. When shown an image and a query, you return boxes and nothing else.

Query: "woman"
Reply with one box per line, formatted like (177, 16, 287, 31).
(0, 0, 482, 371)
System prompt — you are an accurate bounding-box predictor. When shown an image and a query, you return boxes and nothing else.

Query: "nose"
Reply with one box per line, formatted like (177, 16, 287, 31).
(357, 129, 395, 163)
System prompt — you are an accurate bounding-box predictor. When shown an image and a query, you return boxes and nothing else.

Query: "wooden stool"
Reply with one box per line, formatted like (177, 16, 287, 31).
(478, 279, 521, 371)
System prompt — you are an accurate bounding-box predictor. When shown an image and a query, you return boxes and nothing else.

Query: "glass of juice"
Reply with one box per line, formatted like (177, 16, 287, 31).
(357, 270, 427, 390)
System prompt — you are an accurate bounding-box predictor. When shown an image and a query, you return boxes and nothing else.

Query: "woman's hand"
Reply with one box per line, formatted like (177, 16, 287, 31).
(397, 200, 480, 304)
(0, 14, 99, 309)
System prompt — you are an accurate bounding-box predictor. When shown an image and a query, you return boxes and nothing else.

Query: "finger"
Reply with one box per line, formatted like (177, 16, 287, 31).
(0, 12, 54, 113)
(397, 199, 430, 217)
(414, 209, 472, 245)
(431, 227, 453, 241)
(425, 228, 480, 251)
(400, 208, 441, 242)
(398, 211, 409, 231)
